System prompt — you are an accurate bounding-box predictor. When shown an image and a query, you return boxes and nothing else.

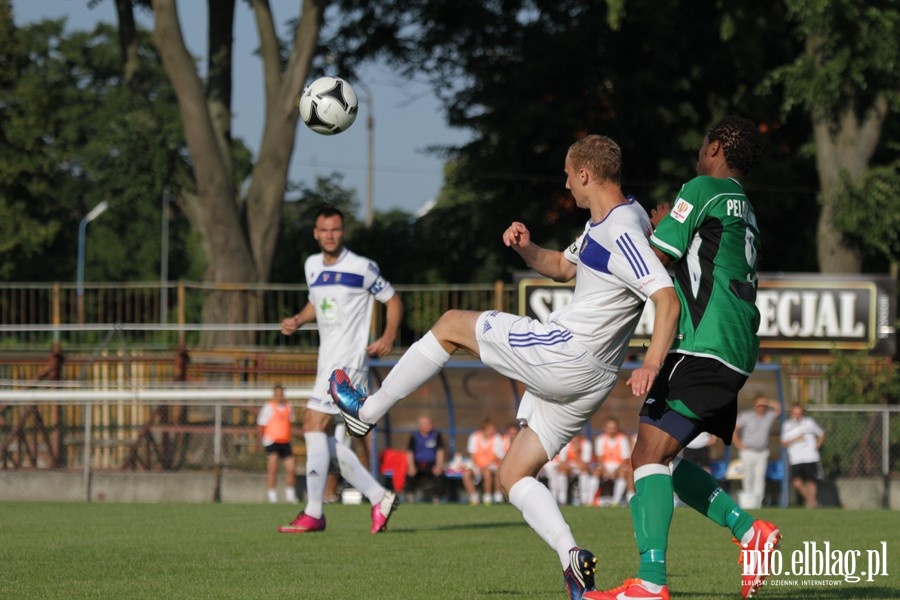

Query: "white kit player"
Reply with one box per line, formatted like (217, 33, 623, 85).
(329, 135, 680, 600)
(277, 207, 403, 535)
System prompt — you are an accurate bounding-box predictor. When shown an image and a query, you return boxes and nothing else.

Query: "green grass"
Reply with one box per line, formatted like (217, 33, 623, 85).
(1, 502, 898, 599)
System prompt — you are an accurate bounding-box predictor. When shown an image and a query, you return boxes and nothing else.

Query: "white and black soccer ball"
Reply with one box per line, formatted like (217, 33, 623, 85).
(298, 76, 359, 135)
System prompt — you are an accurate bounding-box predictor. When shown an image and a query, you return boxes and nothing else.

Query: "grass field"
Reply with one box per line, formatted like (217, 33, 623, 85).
(1, 501, 898, 599)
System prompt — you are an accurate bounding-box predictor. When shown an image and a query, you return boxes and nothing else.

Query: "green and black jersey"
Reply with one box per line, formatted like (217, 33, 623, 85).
(650, 176, 760, 375)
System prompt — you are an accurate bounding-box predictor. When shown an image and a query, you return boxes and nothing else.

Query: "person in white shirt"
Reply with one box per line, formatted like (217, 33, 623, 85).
(780, 403, 825, 508)
(329, 135, 679, 599)
(277, 207, 403, 535)
(734, 394, 781, 508)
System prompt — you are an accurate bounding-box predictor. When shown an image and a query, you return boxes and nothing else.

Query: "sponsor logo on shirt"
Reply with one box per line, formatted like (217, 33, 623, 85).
(670, 199, 693, 223)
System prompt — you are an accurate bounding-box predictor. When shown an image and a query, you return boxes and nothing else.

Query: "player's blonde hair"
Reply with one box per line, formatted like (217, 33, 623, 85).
(567, 134, 622, 185)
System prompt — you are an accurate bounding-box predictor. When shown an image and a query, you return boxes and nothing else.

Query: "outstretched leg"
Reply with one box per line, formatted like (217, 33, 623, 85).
(501, 426, 596, 599)
(337, 311, 482, 427)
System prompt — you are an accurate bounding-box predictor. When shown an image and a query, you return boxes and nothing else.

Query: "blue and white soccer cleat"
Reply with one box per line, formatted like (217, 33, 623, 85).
(563, 547, 598, 600)
(329, 369, 374, 437)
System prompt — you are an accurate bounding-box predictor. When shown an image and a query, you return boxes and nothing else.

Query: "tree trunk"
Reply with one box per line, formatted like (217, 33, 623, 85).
(149, 0, 324, 345)
(114, 0, 140, 84)
(813, 100, 887, 273)
(245, 0, 325, 282)
(152, 0, 257, 346)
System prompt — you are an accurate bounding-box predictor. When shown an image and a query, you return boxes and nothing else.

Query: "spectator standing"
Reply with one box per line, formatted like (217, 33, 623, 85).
(781, 403, 825, 508)
(257, 384, 298, 504)
(406, 415, 447, 503)
(734, 394, 781, 508)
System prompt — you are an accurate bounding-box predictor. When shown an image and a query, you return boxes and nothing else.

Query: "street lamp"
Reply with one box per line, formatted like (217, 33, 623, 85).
(356, 80, 375, 227)
(76, 200, 109, 323)
(160, 190, 171, 325)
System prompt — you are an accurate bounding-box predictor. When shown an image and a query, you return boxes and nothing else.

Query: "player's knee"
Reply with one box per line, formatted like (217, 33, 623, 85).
(497, 463, 515, 494)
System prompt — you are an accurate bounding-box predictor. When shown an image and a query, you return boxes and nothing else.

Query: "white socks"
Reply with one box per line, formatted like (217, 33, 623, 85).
(509, 476, 577, 569)
(303, 431, 329, 518)
(613, 478, 627, 504)
(334, 441, 385, 504)
(359, 331, 451, 423)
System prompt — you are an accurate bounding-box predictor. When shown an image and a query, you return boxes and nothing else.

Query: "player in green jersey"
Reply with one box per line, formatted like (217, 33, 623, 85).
(589, 117, 780, 600)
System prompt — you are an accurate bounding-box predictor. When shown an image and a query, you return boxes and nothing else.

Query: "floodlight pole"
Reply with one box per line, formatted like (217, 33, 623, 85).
(76, 201, 109, 324)
(357, 80, 375, 227)
(160, 190, 170, 325)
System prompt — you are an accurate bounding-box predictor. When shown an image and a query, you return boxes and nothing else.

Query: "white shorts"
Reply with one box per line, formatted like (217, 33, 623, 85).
(475, 311, 618, 459)
(600, 461, 626, 478)
(306, 365, 368, 416)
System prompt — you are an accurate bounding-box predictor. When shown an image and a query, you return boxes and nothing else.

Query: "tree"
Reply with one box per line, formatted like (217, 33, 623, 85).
(0, 5, 71, 280)
(762, 0, 900, 273)
(1, 5, 194, 283)
(832, 160, 900, 271)
(325, 0, 815, 281)
(131, 0, 325, 343)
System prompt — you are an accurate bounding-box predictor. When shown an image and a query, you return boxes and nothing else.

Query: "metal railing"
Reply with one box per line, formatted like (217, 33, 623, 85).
(0, 281, 514, 350)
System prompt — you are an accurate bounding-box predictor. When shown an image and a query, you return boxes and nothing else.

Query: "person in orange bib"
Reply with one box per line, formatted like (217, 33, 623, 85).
(257, 384, 297, 504)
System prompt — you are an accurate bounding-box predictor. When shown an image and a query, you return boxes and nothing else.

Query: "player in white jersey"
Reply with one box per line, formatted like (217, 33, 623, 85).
(277, 207, 403, 535)
(329, 135, 680, 600)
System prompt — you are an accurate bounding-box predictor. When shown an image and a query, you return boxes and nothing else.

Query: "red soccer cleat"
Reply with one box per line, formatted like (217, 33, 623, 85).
(585, 579, 669, 600)
(734, 519, 782, 598)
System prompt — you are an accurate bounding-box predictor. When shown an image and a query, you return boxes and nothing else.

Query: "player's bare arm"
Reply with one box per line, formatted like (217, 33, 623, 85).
(367, 294, 403, 357)
(625, 286, 679, 396)
(281, 302, 316, 335)
(650, 202, 671, 228)
(503, 221, 576, 282)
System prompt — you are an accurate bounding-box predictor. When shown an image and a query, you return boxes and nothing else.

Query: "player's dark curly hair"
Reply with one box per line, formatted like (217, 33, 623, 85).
(707, 116, 763, 175)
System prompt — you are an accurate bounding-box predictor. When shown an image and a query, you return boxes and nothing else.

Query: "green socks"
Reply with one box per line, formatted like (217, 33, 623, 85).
(631, 466, 673, 585)
(672, 458, 755, 540)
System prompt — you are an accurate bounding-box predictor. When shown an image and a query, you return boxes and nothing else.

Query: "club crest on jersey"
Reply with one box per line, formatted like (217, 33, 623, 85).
(670, 199, 693, 223)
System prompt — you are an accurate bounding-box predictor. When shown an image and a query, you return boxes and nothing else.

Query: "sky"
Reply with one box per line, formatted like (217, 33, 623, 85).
(11, 0, 470, 219)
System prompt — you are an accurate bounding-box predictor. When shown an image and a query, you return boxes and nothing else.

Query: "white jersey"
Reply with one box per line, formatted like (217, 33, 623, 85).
(554, 198, 672, 367)
(476, 199, 672, 458)
(305, 248, 395, 403)
(781, 416, 824, 465)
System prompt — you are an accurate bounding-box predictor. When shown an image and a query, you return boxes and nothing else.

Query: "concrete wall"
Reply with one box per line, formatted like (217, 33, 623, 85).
(3, 471, 898, 509)
(835, 477, 900, 510)
(0, 470, 274, 503)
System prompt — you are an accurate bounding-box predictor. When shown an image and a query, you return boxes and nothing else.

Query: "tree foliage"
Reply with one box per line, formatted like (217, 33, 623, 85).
(10, 0, 897, 293)
(826, 352, 900, 405)
(0, 6, 194, 282)
(833, 160, 900, 264)
(761, 0, 899, 273)
(324, 0, 819, 281)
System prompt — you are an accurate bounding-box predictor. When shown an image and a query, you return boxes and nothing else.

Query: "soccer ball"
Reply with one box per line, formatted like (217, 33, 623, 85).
(298, 76, 359, 135)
